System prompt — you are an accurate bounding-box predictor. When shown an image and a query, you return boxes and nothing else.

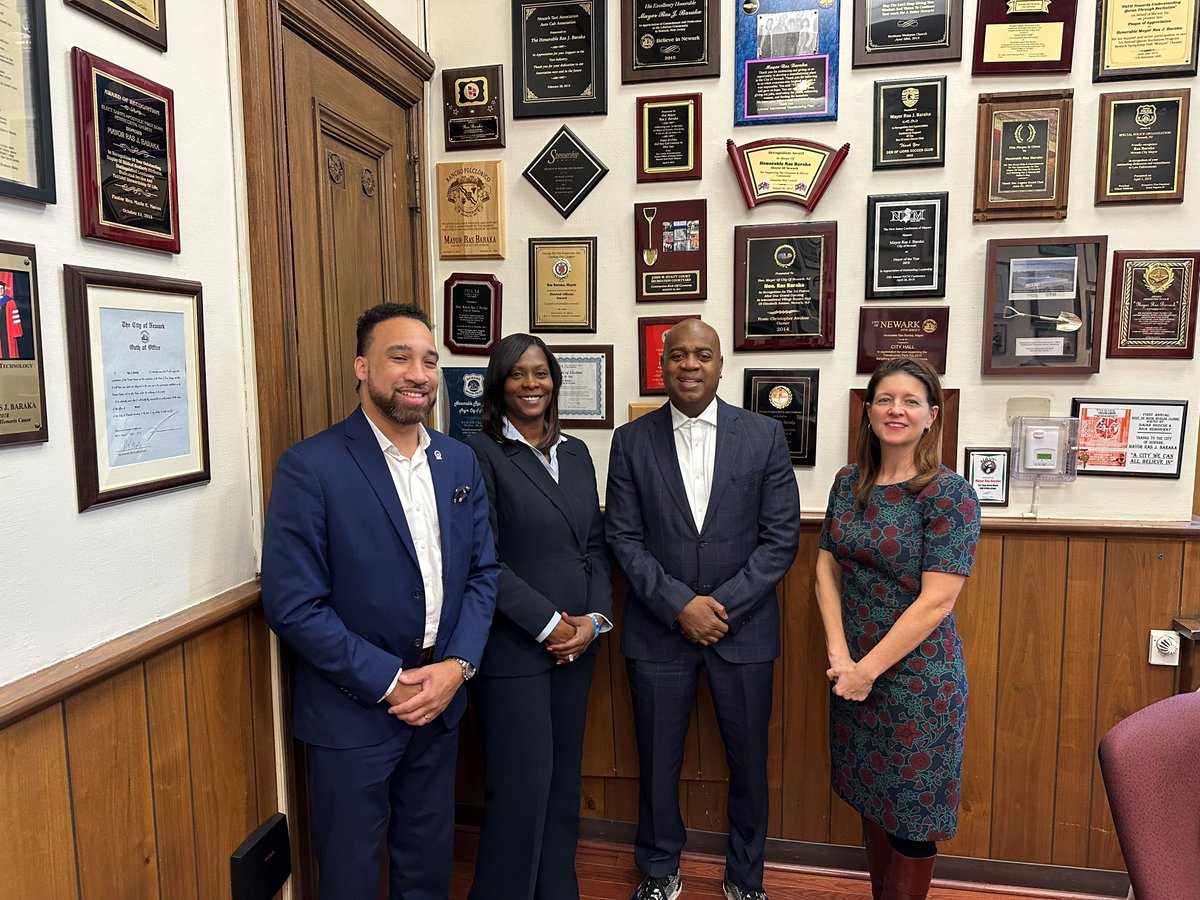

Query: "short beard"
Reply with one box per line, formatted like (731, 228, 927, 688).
(367, 379, 433, 426)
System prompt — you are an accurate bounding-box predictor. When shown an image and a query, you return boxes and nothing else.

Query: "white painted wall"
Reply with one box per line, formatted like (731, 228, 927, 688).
(422, 2, 1200, 520)
(0, 4, 256, 686)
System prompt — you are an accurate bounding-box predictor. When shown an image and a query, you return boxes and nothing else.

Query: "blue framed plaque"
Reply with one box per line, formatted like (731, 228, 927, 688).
(442, 367, 486, 442)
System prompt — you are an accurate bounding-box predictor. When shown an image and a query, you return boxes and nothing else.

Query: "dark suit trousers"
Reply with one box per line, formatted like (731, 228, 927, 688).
(468, 656, 596, 900)
(627, 646, 775, 891)
(307, 719, 458, 900)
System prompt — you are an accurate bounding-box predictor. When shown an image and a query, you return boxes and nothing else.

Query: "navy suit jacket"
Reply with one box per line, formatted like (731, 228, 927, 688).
(465, 431, 612, 677)
(261, 408, 500, 749)
(605, 398, 800, 664)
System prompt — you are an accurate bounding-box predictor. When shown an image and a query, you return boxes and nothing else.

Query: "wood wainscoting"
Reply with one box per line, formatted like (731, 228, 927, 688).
(0, 583, 275, 899)
(457, 519, 1200, 882)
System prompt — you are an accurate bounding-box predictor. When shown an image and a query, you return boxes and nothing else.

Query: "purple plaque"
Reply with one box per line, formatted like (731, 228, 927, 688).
(857, 306, 949, 373)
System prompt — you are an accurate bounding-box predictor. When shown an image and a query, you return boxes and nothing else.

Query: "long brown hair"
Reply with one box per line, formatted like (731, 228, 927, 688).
(854, 356, 944, 507)
(480, 333, 562, 453)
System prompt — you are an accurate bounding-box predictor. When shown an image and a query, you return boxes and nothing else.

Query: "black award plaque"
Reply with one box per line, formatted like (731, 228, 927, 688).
(443, 273, 501, 356)
(513, 0, 608, 118)
(1096, 89, 1190, 205)
(853, 0, 964, 67)
(873, 76, 946, 169)
(866, 192, 948, 299)
(442, 65, 506, 151)
(622, 0, 721, 83)
(523, 126, 609, 218)
(743, 369, 819, 466)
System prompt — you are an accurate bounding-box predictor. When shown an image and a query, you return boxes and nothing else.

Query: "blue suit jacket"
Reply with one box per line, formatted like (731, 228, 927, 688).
(261, 408, 500, 749)
(605, 398, 800, 664)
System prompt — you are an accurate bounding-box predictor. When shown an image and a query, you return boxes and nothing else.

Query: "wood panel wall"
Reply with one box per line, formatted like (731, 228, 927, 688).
(458, 524, 1200, 874)
(0, 585, 275, 899)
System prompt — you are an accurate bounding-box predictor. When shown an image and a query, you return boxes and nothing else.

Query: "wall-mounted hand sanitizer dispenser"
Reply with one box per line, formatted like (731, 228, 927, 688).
(1011, 416, 1079, 482)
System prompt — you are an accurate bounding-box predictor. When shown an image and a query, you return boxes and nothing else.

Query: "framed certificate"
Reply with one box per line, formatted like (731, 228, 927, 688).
(436, 160, 505, 259)
(982, 235, 1107, 376)
(973, 89, 1073, 222)
(1095, 89, 1190, 204)
(529, 237, 598, 333)
(512, 0, 607, 118)
(733, 221, 836, 351)
(636, 94, 702, 182)
(848, 387, 959, 467)
(852, 0, 963, 67)
(0, 241, 48, 447)
(1073, 398, 1188, 478)
(1106, 250, 1199, 359)
(857, 307, 950, 374)
(1094, 0, 1199, 82)
(72, 48, 180, 252)
(964, 447, 1010, 506)
(743, 369, 819, 466)
(873, 76, 947, 169)
(548, 344, 613, 428)
(865, 192, 948, 299)
(634, 199, 707, 302)
(63, 266, 210, 511)
(66, 0, 167, 51)
(441, 65, 506, 151)
(971, 0, 1078, 74)
(734, 0, 842, 126)
(0, 1, 55, 204)
(443, 273, 501, 356)
(621, 0, 721, 82)
(639, 314, 700, 394)
(523, 126, 608, 218)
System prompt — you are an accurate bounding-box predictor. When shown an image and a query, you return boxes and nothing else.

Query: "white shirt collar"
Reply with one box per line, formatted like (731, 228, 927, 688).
(502, 416, 566, 450)
(362, 409, 431, 458)
(670, 397, 719, 431)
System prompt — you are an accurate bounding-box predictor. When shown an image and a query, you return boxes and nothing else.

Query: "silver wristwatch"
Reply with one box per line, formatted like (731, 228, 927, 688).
(447, 656, 477, 681)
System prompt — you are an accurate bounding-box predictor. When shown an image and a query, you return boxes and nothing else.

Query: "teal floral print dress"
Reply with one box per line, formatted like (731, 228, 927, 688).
(818, 464, 980, 841)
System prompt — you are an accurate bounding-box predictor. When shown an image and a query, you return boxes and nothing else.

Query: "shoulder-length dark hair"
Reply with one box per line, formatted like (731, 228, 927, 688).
(481, 333, 563, 453)
(854, 356, 944, 507)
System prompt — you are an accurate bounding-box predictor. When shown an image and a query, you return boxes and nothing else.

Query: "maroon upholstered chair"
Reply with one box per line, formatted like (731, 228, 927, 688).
(1098, 691, 1200, 900)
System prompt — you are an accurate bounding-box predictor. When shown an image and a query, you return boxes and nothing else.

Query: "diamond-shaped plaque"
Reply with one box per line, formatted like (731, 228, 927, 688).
(523, 126, 609, 218)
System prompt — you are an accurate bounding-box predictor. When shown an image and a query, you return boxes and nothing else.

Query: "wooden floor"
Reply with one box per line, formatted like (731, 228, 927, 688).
(450, 832, 1117, 900)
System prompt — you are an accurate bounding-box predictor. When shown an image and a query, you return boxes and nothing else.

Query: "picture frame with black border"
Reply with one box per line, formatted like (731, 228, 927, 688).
(1072, 397, 1188, 478)
(0, 0, 56, 204)
(865, 192, 948, 299)
(963, 446, 1010, 506)
(873, 76, 947, 170)
(852, 0, 963, 68)
(1095, 88, 1190, 205)
(548, 344, 613, 428)
(743, 368, 819, 466)
(512, 0, 608, 118)
(621, 0, 721, 83)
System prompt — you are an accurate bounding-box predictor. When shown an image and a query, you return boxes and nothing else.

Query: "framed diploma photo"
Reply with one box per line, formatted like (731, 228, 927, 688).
(865, 192, 948, 299)
(0, 242, 48, 447)
(973, 89, 1073, 222)
(744, 369, 819, 466)
(529, 236, 598, 333)
(622, 0, 721, 82)
(857, 307, 950, 374)
(982, 235, 1107, 376)
(639, 314, 700, 395)
(443, 273, 501, 356)
(964, 447, 1010, 506)
(1073, 398, 1188, 478)
(523, 126, 608, 218)
(1096, 89, 1190, 205)
(634, 199, 707, 302)
(63, 266, 209, 511)
(512, 0, 607, 118)
(1094, 0, 1199, 82)
(548, 344, 613, 428)
(441, 65, 506, 151)
(66, 0, 167, 51)
(853, 0, 963, 67)
(972, 0, 1078, 74)
(436, 160, 505, 259)
(733, 221, 836, 351)
(1107, 250, 1200, 359)
(72, 48, 180, 253)
(0, 1, 55, 204)
(848, 387, 959, 467)
(637, 93, 702, 182)
(734, 0, 841, 126)
(873, 76, 947, 169)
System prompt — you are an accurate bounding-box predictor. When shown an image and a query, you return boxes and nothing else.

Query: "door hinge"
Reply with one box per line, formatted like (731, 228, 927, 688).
(406, 154, 421, 212)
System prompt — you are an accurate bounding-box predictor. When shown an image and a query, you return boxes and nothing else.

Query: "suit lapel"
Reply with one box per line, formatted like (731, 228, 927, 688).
(427, 432, 454, 584)
(343, 409, 418, 566)
(650, 406, 698, 534)
(702, 399, 739, 534)
(507, 440, 585, 546)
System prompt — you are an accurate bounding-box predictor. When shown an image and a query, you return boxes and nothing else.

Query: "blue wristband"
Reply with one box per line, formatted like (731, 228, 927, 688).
(589, 614, 601, 637)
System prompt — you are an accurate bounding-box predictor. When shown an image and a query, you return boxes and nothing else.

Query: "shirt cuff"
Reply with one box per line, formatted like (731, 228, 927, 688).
(589, 613, 614, 634)
(536, 612, 562, 644)
(379, 667, 403, 703)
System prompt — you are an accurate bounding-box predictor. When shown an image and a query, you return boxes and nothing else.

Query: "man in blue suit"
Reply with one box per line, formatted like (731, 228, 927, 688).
(261, 303, 499, 900)
(606, 319, 800, 900)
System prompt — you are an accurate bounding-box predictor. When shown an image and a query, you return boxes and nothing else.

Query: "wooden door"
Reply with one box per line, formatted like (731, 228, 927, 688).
(282, 28, 422, 436)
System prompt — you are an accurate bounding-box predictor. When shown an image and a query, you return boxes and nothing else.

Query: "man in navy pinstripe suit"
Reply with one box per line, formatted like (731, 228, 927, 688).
(606, 320, 801, 900)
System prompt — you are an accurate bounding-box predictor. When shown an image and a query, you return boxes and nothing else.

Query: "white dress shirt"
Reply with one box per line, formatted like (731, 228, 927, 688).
(365, 415, 443, 699)
(670, 397, 718, 532)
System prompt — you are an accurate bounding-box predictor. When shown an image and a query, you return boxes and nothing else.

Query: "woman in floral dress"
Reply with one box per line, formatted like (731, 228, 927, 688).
(815, 357, 980, 900)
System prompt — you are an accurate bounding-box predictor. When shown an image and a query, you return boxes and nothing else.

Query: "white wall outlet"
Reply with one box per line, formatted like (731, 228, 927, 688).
(1149, 630, 1181, 666)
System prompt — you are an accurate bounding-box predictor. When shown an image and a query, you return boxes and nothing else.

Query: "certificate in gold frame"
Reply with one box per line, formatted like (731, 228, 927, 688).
(529, 237, 598, 333)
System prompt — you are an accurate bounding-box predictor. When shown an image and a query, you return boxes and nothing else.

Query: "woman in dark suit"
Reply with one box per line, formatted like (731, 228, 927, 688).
(465, 333, 612, 900)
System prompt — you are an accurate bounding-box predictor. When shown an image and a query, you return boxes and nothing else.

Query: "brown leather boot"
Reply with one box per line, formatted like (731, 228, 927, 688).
(861, 816, 892, 899)
(881, 849, 936, 900)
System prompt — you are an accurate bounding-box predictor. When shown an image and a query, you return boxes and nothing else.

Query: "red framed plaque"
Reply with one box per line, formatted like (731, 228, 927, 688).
(443, 273, 501, 356)
(636, 93, 702, 182)
(1106, 250, 1199, 359)
(726, 137, 850, 211)
(634, 199, 707, 302)
(638, 314, 700, 395)
(71, 48, 180, 253)
(971, 0, 1078, 75)
(733, 221, 836, 351)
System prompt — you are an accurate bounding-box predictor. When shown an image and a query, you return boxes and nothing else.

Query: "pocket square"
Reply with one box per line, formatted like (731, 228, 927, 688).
(452, 485, 472, 504)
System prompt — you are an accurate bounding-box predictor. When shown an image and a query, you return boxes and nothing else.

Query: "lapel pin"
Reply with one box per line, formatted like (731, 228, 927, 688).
(434, 450, 443, 460)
